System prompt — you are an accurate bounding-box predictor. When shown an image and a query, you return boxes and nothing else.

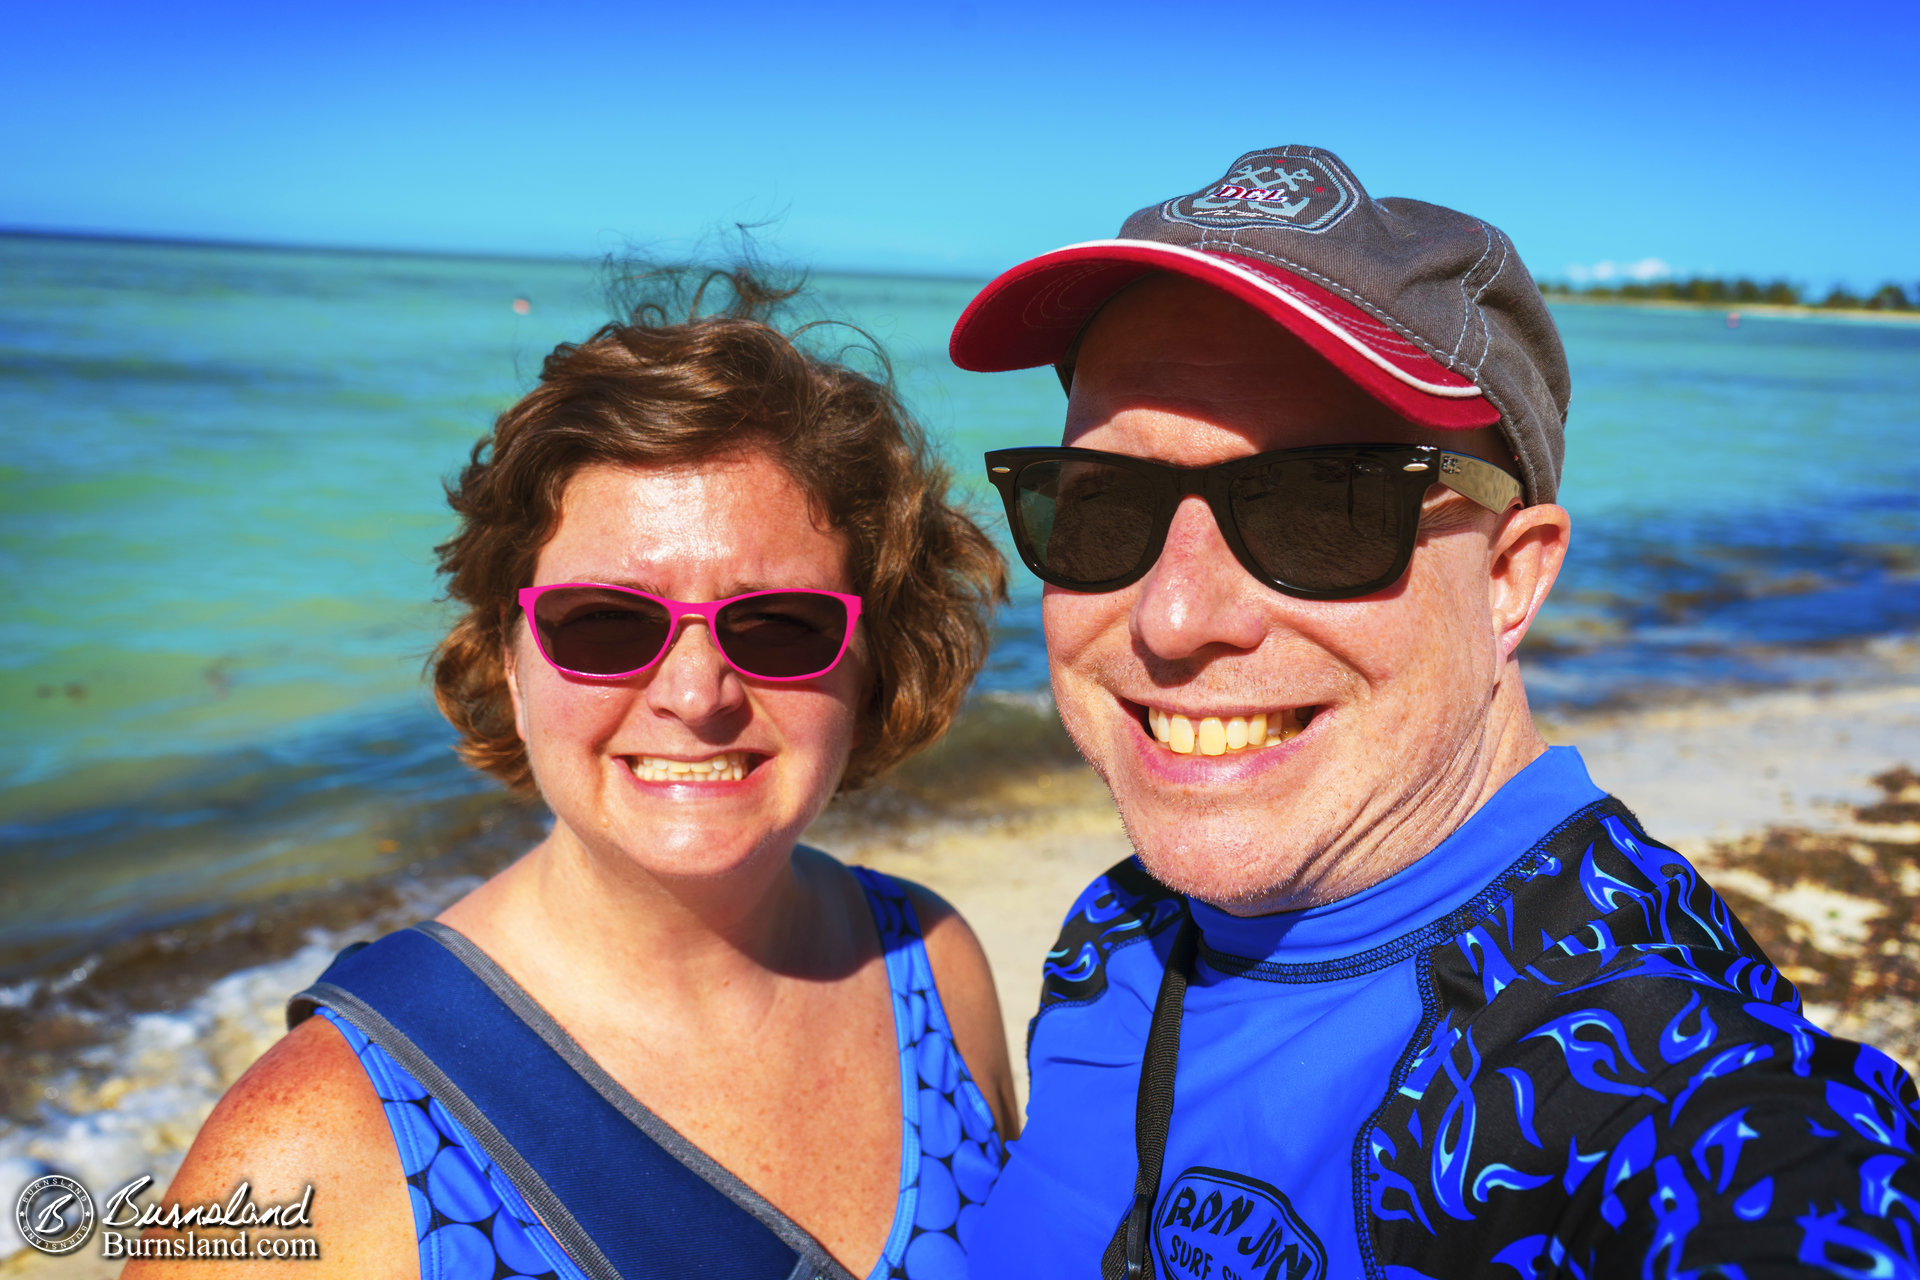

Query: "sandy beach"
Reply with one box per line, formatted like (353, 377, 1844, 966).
(4, 679, 1917, 1277)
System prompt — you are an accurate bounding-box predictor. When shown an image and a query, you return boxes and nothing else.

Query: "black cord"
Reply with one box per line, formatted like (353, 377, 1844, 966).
(1100, 917, 1196, 1280)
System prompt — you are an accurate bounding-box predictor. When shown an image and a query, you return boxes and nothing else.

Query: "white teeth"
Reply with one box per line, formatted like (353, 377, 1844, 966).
(1150, 709, 1314, 755)
(628, 752, 748, 783)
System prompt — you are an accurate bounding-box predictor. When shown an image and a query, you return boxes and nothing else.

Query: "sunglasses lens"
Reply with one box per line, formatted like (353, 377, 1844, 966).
(1013, 459, 1159, 587)
(1228, 455, 1406, 593)
(714, 592, 852, 678)
(530, 587, 673, 675)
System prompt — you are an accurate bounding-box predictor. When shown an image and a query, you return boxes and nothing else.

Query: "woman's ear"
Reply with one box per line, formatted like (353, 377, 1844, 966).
(1487, 503, 1572, 661)
(503, 631, 530, 743)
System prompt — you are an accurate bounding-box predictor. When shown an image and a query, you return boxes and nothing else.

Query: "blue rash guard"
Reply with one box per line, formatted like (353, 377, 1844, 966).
(969, 747, 1920, 1278)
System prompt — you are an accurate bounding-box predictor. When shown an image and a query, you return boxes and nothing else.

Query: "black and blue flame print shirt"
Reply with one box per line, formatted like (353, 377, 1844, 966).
(967, 747, 1920, 1279)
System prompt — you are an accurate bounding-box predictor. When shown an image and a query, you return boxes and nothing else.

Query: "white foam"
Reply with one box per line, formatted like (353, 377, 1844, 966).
(0, 934, 346, 1261)
(0, 870, 485, 1262)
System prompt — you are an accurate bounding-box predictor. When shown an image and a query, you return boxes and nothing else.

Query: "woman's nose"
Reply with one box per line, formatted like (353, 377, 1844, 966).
(643, 618, 749, 725)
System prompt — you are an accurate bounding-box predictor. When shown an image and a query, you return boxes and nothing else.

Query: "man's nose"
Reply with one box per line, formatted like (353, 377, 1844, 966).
(1130, 495, 1272, 660)
(644, 618, 749, 724)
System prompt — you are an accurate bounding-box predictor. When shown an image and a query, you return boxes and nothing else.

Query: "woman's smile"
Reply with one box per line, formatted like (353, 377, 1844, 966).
(621, 749, 756, 784)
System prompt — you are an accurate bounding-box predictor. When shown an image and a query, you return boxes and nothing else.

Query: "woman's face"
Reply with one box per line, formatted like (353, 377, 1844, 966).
(505, 453, 864, 883)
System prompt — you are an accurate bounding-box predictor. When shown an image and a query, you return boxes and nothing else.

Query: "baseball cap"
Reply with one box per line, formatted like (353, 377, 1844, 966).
(949, 145, 1572, 503)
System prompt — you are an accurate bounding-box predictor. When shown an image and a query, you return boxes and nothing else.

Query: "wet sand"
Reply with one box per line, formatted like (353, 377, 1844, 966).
(5, 680, 1917, 1276)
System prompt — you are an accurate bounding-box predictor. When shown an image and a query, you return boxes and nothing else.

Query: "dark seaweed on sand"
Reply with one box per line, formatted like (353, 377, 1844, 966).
(1703, 765, 1920, 1068)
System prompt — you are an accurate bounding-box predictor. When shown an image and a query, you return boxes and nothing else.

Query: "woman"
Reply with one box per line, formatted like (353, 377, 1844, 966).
(133, 272, 1016, 1280)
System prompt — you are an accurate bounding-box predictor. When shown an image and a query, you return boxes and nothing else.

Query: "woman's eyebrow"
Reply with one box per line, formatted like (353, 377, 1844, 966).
(551, 578, 843, 599)
(564, 576, 663, 592)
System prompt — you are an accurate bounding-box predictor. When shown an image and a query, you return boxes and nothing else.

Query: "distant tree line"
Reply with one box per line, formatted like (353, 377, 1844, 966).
(1540, 277, 1915, 311)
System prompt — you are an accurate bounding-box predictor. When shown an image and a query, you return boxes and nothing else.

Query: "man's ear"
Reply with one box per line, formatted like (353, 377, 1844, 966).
(1487, 503, 1571, 661)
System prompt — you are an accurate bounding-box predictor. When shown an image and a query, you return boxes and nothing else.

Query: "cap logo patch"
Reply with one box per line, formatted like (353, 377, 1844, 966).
(1164, 153, 1355, 234)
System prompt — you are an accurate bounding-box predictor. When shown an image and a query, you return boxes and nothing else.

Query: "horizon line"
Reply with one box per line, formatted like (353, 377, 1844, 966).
(0, 224, 995, 287)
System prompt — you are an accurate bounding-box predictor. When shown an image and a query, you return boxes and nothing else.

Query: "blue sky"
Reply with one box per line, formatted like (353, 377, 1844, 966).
(5, 0, 1916, 291)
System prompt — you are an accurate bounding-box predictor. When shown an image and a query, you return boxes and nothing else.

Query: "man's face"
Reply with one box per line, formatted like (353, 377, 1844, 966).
(1046, 274, 1548, 914)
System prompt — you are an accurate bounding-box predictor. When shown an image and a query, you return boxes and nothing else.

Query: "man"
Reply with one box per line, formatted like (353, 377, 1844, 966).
(949, 146, 1919, 1278)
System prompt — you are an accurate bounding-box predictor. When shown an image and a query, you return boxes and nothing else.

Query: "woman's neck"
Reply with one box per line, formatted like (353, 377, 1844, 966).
(439, 822, 860, 1032)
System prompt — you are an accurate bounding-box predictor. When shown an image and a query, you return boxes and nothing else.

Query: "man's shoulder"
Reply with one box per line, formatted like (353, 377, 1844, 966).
(1367, 797, 1920, 1276)
(1424, 796, 1906, 1104)
(1035, 856, 1187, 1020)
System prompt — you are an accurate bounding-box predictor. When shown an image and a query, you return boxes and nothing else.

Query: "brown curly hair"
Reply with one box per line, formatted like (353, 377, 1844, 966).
(431, 269, 1006, 794)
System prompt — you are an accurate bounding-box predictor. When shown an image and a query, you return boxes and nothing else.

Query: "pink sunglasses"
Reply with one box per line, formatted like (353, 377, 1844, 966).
(517, 584, 863, 682)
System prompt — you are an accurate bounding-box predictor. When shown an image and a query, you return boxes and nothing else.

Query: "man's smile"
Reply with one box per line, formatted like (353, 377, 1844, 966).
(1139, 704, 1320, 756)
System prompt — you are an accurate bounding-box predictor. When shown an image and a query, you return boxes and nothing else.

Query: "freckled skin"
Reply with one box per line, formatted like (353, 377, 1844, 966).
(1046, 276, 1573, 915)
(122, 1019, 414, 1278)
(138, 451, 1019, 1280)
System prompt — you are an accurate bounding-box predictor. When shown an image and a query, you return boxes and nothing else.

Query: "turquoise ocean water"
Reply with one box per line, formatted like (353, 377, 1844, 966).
(3, 232, 1919, 989)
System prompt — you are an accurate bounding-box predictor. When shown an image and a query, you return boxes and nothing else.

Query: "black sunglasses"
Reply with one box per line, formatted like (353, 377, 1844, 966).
(984, 444, 1523, 600)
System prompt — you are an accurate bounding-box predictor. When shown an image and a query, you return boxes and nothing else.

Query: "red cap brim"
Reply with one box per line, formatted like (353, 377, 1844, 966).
(949, 240, 1499, 430)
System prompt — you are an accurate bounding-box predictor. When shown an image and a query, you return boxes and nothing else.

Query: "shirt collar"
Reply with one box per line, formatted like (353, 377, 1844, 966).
(1187, 746, 1606, 968)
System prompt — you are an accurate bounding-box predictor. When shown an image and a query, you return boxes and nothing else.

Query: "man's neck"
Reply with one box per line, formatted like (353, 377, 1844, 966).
(1211, 671, 1549, 918)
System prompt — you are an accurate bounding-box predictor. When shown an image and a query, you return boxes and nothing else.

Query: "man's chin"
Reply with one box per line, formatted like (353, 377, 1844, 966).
(1117, 806, 1325, 916)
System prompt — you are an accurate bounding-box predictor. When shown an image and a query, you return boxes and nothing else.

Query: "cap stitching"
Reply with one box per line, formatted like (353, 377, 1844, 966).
(1021, 260, 1125, 329)
(1207, 237, 1435, 356)
(1450, 222, 1495, 363)
(1467, 233, 1511, 376)
(1214, 238, 1476, 382)
(1450, 231, 1540, 498)
(1205, 234, 1459, 360)
(1266, 275, 1437, 360)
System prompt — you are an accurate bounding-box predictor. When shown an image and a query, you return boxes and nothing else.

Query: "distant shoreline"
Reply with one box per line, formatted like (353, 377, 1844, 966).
(1545, 293, 1920, 326)
(0, 226, 992, 287)
(8, 227, 1913, 312)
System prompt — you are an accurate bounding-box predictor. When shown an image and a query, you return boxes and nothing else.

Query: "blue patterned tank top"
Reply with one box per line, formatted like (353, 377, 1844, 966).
(312, 866, 1005, 1280)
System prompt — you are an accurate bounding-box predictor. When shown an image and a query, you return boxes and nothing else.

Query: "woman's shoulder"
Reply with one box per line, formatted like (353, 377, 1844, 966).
(122, 1016, 416, 1278)
(840, 862, 1023, 1141)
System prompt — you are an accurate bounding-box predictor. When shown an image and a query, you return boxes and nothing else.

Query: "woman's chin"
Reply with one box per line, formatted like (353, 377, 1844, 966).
(647, 835, 795, 882)
(555, 809, 808, 887)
